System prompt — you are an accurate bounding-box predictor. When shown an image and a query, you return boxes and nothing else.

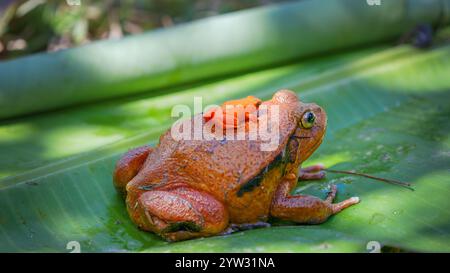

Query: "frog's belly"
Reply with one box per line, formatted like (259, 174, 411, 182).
(225, 167, 282, 224)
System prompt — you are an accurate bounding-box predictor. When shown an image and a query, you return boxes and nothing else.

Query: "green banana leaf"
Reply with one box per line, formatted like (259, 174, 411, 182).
(1, 41, 449, 252)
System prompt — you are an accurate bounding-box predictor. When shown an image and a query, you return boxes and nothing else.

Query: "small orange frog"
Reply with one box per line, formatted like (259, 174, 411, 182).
(113, 90, 359, 241)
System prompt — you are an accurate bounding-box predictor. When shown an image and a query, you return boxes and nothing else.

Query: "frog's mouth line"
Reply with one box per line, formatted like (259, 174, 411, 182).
(292, 136, 311, 139)
(291, 128, 325, 162)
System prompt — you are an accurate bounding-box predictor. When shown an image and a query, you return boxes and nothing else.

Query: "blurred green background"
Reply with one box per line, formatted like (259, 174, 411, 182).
(0, 0, 287, 60)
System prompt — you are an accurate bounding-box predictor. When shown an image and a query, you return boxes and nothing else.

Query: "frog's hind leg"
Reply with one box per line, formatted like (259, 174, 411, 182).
(299, 164, 326, 180)
(113, 145, 153, 197)
(270, 176, 359, 224)
(137, 187, 229, 241)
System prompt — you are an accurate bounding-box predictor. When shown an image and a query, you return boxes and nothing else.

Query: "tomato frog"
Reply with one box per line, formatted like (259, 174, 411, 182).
(113, 90, 359, 241)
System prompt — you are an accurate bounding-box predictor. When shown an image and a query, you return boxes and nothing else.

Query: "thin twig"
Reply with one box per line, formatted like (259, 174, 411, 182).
(325, 169, 414, 191)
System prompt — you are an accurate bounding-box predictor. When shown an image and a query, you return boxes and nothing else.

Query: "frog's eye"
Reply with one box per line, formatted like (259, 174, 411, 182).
(301, 111, 315, 129)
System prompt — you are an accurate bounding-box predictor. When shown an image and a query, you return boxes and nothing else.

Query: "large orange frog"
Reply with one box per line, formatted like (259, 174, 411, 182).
(113, 90, 359, 241)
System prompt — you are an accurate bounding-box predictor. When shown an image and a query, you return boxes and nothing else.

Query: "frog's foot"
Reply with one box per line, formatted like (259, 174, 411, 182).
(113, 145, 153, 197)
(270, 177, 359, 224)
(136, 187, 229, 242)
(299, 164, 326, 180)
(220, 222, 270, 235)
(326, 184, 360, 214)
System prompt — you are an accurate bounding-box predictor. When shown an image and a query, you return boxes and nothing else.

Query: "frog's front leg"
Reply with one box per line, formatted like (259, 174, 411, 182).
(136, 186, 229, 241)
(299, 164, 326, 180)
(113, 145, 153, 196)
(270, 175, 359, 224)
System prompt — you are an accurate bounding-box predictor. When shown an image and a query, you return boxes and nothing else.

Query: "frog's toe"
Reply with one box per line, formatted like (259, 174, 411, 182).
(299, 164, 326, 180)
(325, 184, 338, 203)
(325, 184, 359, 212)
(331, 196, 360, 214)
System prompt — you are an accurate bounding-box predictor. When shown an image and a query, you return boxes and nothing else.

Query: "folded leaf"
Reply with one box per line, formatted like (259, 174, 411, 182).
(1, 0, 449, 119)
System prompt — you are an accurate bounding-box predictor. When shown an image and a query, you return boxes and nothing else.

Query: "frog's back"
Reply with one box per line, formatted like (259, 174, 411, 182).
(128, 108, 295, 222)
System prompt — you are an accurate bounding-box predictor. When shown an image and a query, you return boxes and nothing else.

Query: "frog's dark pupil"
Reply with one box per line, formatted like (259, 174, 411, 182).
(306, 112, 315, 123)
